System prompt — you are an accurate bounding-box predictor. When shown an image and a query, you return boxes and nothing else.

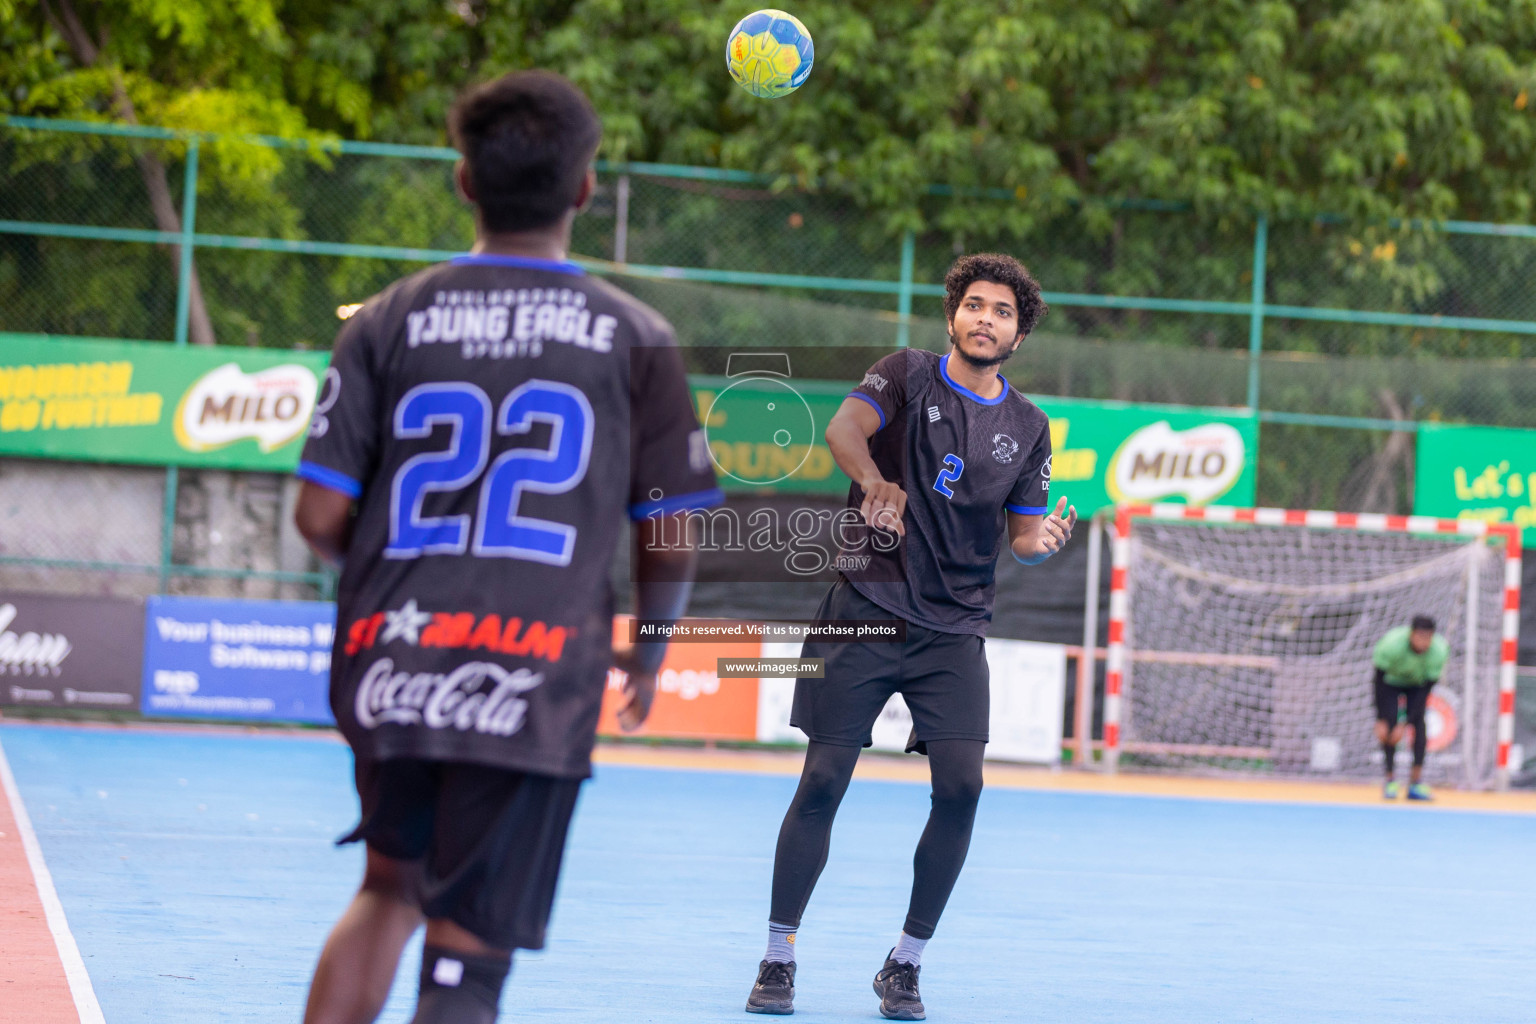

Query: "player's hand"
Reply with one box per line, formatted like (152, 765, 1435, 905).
(611, 645, 658, 732)
(860, 477, 907, 537)
(1034, 497, 1077, 559)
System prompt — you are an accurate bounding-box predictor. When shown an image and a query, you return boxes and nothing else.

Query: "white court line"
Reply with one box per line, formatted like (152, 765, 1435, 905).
(0, 737, 106, 1024)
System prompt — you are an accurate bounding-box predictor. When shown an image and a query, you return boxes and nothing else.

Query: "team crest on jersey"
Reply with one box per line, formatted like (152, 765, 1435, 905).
(991, 433, 1020, 464)
(345, 599, 569, 663)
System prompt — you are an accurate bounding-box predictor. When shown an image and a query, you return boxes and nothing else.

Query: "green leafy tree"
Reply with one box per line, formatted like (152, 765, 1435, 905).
(5, 0, 1536, 365)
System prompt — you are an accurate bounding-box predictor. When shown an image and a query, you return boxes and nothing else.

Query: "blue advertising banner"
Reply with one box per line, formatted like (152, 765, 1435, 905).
(141, 596, 336, 723)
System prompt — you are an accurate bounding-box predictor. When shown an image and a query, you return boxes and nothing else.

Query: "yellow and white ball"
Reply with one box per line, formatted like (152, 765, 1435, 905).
(726, 9, 814, 99)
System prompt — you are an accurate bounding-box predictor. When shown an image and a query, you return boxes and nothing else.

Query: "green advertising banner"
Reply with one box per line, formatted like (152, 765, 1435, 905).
(1414, 423, 1536, 541)
(0, 335, 1260, 506)
(691, 375, 1258, 514)
(0, 334, 331, 471)
(1033, 394, 1258, 515)
(692, 374, 850, 495)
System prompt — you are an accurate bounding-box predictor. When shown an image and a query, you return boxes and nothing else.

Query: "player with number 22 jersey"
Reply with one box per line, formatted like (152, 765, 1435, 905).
(302, 252, 716, 777)
(294, 71, 718, 1024)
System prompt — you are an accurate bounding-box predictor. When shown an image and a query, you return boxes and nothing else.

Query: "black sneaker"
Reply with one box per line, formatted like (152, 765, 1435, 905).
(746, 959, 796, 1015)
(873, 951, 925, 1021)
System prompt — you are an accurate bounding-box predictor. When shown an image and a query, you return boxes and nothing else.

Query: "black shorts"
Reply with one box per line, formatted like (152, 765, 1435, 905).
(790, 577, 989, 753)
(343, 757, 582, 950)
(1374, 679, 1433, 725)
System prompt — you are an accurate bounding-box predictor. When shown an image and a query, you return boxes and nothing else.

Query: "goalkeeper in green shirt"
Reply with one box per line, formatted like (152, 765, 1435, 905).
(1372, 615, 1448, 801)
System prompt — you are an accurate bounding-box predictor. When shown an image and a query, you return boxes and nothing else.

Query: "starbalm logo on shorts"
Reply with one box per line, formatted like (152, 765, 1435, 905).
(1107, 420, 1245, 505)
(174, 362, 319, 453)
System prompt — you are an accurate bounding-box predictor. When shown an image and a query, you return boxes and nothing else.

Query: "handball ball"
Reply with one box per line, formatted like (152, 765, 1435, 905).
(726, 9, 814, 98)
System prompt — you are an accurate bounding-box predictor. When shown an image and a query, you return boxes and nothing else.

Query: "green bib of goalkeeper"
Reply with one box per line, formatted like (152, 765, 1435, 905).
(1372, 625, 1449, 686)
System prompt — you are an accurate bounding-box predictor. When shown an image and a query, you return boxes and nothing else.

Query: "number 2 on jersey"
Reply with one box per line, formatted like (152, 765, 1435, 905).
(387, 380, 593, 563)
(933, 453, 964, 499)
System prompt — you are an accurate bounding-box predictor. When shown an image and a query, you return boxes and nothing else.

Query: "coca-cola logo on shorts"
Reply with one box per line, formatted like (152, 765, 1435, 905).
(354, 657, 544, 736)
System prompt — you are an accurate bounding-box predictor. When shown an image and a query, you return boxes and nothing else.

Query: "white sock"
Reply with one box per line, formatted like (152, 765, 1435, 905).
(892, 932, 927, 965)
(765, 921, 796, 963)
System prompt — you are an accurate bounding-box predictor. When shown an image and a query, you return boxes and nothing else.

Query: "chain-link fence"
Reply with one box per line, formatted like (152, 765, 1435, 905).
(4, 116, 1536, 598)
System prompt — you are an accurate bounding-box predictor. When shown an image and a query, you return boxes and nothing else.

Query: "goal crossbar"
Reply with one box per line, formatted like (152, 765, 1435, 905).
(1104, 504, 1523, 788)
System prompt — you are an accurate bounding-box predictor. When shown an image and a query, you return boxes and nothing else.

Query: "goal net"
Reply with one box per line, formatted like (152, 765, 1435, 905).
(1104, 506, 1522, 789)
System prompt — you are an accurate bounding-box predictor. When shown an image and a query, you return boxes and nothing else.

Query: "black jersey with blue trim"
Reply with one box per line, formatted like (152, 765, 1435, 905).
(839, 348, 1051, 636)
(298, 254, 720, 778)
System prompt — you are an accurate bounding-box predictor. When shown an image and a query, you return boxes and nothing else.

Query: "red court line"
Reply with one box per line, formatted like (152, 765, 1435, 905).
(0, 741, 99, 1024)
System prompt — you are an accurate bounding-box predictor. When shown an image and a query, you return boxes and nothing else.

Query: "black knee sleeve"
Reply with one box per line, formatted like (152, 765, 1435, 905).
(930, 762, 984, 811)
(410, 945, 510, 1024)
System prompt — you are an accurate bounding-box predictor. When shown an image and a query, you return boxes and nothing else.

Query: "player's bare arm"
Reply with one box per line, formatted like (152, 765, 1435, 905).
(1008, 496, 1076, 566)
(294, 480, 355, 568)
(826, 396, 905, 537)
(613, 511, 700, 732)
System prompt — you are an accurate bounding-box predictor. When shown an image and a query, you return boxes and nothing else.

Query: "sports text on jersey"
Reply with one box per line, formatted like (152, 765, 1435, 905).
(406, 288, 619, 359)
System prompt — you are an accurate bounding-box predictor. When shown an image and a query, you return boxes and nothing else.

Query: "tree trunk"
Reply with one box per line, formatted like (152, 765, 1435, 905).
(128, 140, 217, 346)
(42, 0, 218, 346)
(1339, 389, 1413, 513)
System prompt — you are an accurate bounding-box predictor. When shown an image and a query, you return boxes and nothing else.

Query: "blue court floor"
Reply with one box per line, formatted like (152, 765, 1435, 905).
(3, 722, 1535, 1023)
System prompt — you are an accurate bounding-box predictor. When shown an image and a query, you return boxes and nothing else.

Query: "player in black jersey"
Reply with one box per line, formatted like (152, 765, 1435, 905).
(746, 254, 1073, 1020)
(294, 71, 720, 1024)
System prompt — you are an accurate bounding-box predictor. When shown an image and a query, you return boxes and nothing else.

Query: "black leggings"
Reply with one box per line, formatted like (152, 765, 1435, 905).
(1375, 679, 1432, 766)
(768, 738, 985, 940)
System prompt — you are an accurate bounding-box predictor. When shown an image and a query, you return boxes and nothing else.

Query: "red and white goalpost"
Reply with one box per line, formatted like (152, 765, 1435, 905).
(1103, 504, 1522, 789)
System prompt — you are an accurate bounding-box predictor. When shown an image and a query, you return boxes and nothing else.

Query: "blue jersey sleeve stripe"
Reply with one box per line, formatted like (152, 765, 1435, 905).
(297, 460, 363, 499)
(845, 391, 886, 430)
(629, 487, 727, 520)
(1006, 503, 1049, 515)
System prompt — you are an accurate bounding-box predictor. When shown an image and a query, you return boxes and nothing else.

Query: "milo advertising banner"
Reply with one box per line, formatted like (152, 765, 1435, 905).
(0, 334, 1260, 505)
(691, 372, 1257, 514)
(1036, 394, 1257, 514)
(1414, 423, 1536, 541)
(0, 334, 329, 470)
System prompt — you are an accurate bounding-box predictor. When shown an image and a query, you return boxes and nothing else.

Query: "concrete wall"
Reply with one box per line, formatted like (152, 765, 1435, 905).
(0, 457, 321, 600)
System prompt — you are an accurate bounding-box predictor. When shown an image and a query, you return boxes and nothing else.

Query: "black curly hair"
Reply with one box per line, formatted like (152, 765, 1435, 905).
(943, 253, 1048, 337)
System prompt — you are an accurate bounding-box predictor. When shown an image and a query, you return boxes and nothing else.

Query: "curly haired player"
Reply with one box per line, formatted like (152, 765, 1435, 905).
(746, 253, 1074, 1020)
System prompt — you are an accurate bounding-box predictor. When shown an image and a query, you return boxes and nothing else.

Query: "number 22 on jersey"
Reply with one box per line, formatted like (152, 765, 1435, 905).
(387, 380, 593, 564)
